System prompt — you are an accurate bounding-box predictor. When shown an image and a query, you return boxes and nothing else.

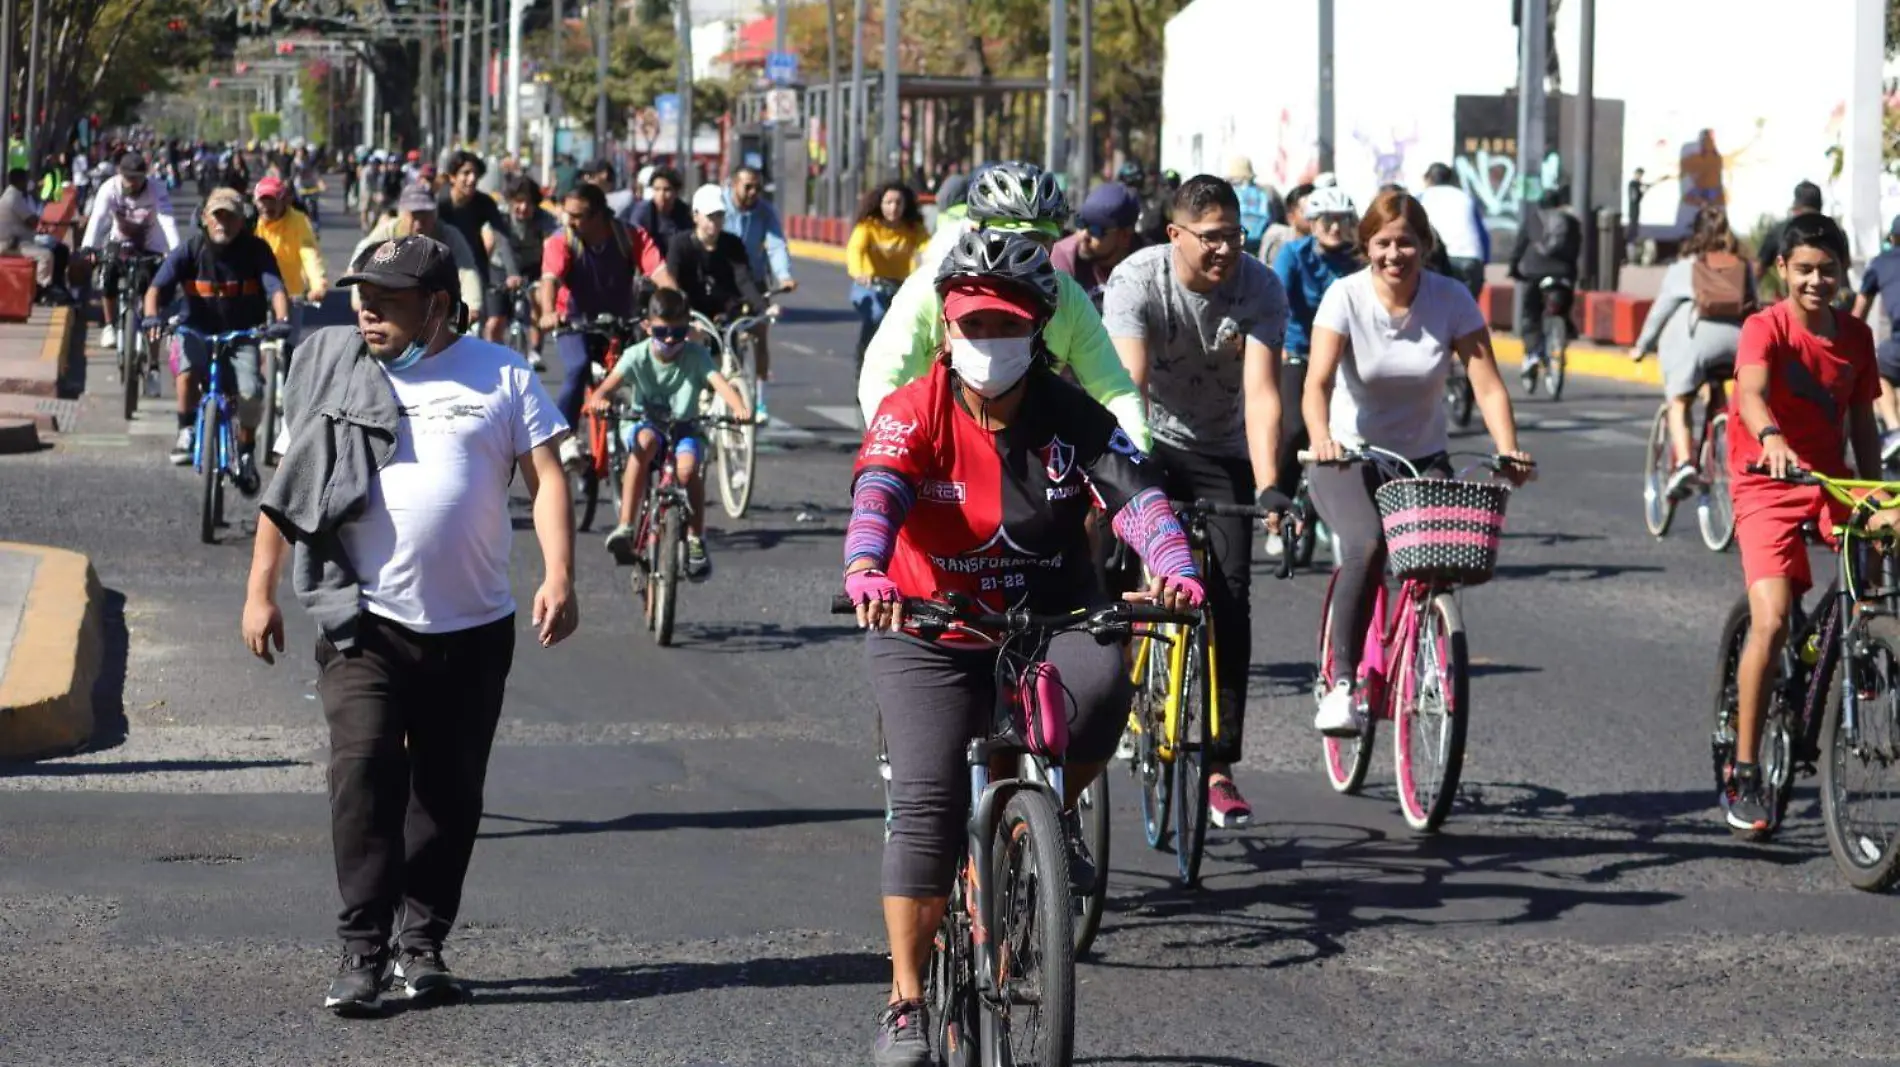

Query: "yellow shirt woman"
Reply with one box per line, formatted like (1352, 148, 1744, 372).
(848, 184, 930, 366)
(847, 216, 928, 284)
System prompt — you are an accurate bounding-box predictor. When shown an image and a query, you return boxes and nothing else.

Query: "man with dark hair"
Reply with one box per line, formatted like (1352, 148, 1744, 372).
(242, 233, 575, 1015)
(1050, 182, 1142, 306)
(496, 173, 559, 368)
(1101, 172, 1291, 831)
(0, 166, 65, 301)
(722, 165, 794, 419)
(1758, 180, 1827, 299)
(541, 181, 677, 470)
(1419, 162, 1489, 298)
(1508, 184, 1582, 386)
(438, 151, 515, 343)
(668, 183, 767, 322)
(581, 158, 638, 224)
(354, 183, 484, 318)
(630, 166, 692, 250)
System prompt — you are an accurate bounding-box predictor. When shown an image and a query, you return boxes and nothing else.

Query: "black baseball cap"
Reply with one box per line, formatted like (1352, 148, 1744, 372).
(118, 152, 148, 177)
(337, 235, 459, 294)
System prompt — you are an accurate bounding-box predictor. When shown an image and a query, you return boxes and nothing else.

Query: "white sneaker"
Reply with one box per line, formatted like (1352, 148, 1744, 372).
(1263, 533, 1285, 559)
(98, 324, 118, 350)
(1313, 680, 1362, 737)
(528, 353, 546, 371)
(169, 427, 193, 466)
(558, 435, 586, 474)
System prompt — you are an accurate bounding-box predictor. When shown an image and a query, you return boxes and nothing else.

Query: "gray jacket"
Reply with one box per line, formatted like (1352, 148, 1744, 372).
(1635, 256, 1755, 398)
(258, 326, 400, 651)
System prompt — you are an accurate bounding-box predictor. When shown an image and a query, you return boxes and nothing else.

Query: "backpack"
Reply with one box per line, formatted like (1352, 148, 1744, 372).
(1691, 250, 1751, 321)
(1535, 208, 1579, 262)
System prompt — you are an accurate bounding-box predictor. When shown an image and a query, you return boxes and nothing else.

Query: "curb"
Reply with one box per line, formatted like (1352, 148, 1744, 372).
(0, 543, 101, 760)
(788, 239, 848, 268)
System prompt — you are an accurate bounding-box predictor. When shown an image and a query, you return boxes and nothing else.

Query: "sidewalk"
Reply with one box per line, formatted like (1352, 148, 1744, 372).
(0, 542, 102, 760)
(0, 304, 83, 452)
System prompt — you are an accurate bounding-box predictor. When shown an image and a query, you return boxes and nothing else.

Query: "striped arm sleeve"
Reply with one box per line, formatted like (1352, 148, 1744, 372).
(845, 468, 916, 571)
(1110, 487, 1198, 579)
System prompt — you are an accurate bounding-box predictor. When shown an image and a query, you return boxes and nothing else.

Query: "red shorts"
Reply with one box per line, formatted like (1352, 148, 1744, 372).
(1733, 482, 1846, 592)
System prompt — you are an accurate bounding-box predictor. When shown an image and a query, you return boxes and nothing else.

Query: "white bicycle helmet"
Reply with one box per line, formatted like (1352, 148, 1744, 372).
(935, 229, 1060, 315)
(1304, 186, 1357, 217)
(966, 162, 1068, 228)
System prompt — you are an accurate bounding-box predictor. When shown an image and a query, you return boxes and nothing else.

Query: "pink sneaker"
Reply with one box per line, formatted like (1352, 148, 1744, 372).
(1208, 777, 1253, 829)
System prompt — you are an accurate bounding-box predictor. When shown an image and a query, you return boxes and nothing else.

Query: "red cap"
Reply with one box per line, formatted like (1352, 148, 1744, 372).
(253, 176, 286, 200)
(406, 149, 421, 162)
(942, 280, 1039, 322)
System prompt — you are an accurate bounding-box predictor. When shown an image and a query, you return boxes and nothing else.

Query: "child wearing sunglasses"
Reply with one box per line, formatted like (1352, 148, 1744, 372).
(594, 287, 752, 580)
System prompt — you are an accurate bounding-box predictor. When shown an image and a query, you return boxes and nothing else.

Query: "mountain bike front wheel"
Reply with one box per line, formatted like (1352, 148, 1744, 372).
(198, 400, 222, 545)
(1393, 592, 1469, 832)
(1130, 635, 1173, 851)
(715, 375, 757, 519)
(984, 789, 1075, 1067)
(928, 866, 980, 1067)
(1822, 617, 1900, 890)
(1071, 774, 1109, 958)
(1171, 627, 1214, 886)
(120, 329, 141, 420)
(653, 505, 682, 647)
(1643, 403, 1678, 538)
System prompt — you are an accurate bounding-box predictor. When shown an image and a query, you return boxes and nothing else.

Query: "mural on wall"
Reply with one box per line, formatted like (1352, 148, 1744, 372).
(1270, 108, 1321, 190)
(1452, 95, 1563, 248)
(1353, 123, 1418, 188)
(1633, 117, 1766, 233)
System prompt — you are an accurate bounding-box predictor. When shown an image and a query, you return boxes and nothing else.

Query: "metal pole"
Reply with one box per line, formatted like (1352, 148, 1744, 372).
(544, 0, 563, 187)
(463, 0, 477, 146)
(594, 0, 608, 161)
(0, 0, 16, 160)
(849, 0, 863, 204)
(881, 0, 898, 180)
(824, 0, 838, 216)
(1076, 0, 1091, 188)
(479, 0, 493, 151)
(1514, 0, 1548, 335)
(505, 0, 523, 156)
(22, 0, 38, 163)
(1573, 0, 1595, 286)
(420, 25, 435, 155)
(445, 1, 458, 150)
(1044, 0, 1065, 178)
(774, 0, 786, 53)
(1317, 0, 1334, 172)
(675, 0, 692, 175)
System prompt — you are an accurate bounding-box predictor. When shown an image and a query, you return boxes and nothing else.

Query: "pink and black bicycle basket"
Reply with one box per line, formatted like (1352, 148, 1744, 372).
(1374, 477, 1512, 586)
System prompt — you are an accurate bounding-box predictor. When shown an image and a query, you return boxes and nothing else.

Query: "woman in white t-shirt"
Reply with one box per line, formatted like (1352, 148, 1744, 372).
(1301, 189, 1532, 735)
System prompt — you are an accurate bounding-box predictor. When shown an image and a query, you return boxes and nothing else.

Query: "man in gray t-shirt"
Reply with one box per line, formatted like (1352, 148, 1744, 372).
(1101, 174, 1289, 831)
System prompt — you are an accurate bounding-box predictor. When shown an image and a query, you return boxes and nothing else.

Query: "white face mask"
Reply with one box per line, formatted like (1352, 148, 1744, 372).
(949, 336, 1034, 399)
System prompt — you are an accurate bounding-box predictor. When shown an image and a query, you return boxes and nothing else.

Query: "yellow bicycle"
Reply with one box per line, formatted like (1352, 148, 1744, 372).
(1123, 497, 1280, 888)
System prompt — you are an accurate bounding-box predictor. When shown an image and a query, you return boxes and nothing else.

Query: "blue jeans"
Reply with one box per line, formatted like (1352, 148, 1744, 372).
(851, 282, 894, 369)
(555, 330, 605, 433)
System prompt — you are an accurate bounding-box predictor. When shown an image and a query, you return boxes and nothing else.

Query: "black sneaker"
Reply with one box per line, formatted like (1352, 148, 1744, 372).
(684, 536, 711, 581)
(393, 947, 464, 1004)
(1723, 763, 1772, 833)
(234, 452, 261, 497)
(872, 998, 932, 1067)
(323, 950, 390, 1016)
(1061, 808, 1096, 895)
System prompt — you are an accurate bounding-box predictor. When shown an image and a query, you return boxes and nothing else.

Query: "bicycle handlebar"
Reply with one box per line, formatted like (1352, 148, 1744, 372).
(828, 593, 1198, 635)
(1296, 448, 1536, 475)
(554, 314, 643, 338)
(149, 317, 291, 344)
(1174, 497, 1271, 519)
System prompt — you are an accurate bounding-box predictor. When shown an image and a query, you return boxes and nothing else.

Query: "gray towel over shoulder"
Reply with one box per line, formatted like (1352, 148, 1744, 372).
(258, 325, 401, 651)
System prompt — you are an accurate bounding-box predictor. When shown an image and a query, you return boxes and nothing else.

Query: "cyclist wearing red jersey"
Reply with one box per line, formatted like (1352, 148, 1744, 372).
(845, 231, 1202, 1067)
(1725, 212, 1894, 831)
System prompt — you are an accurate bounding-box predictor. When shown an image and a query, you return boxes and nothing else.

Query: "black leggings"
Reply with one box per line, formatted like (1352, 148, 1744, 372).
(865, 627, 1129, 899)
(1274, 358, 1309, 497)
(1149, 442, 1254, 763)
(1306, 453, 1450, 680)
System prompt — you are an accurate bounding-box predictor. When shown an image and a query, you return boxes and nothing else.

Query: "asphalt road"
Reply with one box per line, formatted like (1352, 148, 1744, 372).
(3, 188, 1897, 1067)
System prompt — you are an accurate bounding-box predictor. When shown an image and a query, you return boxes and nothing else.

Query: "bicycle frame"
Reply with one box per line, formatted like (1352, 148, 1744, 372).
(180, 328, 261, 477)
(1788, 473, 1900, 748)
(1129, 509, 1227, 762)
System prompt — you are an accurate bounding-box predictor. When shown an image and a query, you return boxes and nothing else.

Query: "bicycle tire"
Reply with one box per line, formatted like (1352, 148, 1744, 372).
(1642, 403, 1677, 538)
(1393, 592, 1469, 832)
(1697, 413, 1736, 552)
(984, 789, 1075, 1067)
(1171, 626, 1213, 887)
(716, 375, 757, 518)
(928, 874, 980, 1067)
(1446, 372, 1475, 429)
(1291, 486, 1318, 569)
(1072, 775, 1110, 958)
(198, 400, 221, 545)
(258, 345, 280, 467)
(654, 504, 681, 647)
(1821, 615, 1900, 890)
(1130, 635, 1173, 851)
(1710, 596, 1750, 800)
(1318, 571, 1376, 795)
(575, 467, 600, 532)
(120, 329, 140, 420)
(1544, 318, 1568, 401)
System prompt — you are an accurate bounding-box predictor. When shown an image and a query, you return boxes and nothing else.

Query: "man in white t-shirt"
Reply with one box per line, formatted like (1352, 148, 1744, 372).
(240, 234, 576, 1016)
(1418, 163, 1489, 299)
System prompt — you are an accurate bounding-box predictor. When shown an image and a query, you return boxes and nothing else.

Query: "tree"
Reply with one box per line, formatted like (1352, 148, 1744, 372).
(543, 4, 730, 149)
(28, 0, 215, 162)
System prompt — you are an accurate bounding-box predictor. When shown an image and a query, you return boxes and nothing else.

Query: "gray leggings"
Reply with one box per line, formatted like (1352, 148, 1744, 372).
(864, 627, 1130, 899)
(1307, 453, 1450, 680)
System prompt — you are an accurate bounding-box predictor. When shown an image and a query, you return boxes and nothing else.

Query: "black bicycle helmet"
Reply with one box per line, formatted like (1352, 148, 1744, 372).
(1116, 160, 1145, 186)
(935, 229, 1060, 315)
(966, 161, 1068, 227)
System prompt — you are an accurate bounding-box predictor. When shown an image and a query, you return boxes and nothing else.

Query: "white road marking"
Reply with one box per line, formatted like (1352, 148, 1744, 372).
(807, 405, 862, 431)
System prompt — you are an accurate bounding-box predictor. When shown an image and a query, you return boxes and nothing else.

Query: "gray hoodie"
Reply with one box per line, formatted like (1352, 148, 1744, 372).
(258, 325, 400, 651)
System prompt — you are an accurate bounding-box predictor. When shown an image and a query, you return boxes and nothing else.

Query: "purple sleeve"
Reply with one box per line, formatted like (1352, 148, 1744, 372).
(845, 468, 915, 571)
(1110, 487, 1198, 579)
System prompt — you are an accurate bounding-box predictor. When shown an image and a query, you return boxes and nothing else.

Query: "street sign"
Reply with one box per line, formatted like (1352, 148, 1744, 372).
(763, 88, 798, 126)
(765, 51, 798, 86)
(655, 93, 680, 126)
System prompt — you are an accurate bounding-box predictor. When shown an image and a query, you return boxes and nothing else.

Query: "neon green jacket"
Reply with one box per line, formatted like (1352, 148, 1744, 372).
(856, 268, 1152, 450)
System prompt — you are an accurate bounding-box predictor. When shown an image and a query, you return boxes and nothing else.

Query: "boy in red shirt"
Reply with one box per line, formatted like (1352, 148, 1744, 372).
(1728, 212, 1894, 832)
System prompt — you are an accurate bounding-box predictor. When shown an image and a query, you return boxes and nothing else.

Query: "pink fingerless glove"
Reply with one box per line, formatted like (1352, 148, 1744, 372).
(845, 569, 900, 605)
(1164, 575, 1206, 608)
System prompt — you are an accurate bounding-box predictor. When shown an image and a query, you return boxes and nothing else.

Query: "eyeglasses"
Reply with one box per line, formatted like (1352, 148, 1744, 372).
(1175, 224, 1245, 251)
(650, 325, 690, 344)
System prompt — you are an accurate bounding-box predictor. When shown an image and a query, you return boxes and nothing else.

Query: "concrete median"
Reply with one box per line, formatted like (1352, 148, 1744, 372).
(0, 542, 102, 760)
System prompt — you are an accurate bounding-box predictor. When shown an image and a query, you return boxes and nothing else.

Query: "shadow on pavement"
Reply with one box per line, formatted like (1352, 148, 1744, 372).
(778, 306, 860, 326)
(1490, 561, 1665, 582)
(89, 589, 130, 752)
(711, 525, 840, 552)
(478, 806, 881, 840)
(1081, 1057, 1287, 1067)
(0, 757, 303, 777)
(460, 949, 888, 1004)
(673, 619, 860, 651)
(1092, 782, 1809, 973)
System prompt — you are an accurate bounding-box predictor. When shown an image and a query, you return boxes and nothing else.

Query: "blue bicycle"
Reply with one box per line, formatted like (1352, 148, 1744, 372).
(158, 318, 290, 544)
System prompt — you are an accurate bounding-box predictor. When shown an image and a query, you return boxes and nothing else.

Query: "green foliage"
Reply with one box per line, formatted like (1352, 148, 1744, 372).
(249, 112, 283, 142)
(542, 5, 730, 143)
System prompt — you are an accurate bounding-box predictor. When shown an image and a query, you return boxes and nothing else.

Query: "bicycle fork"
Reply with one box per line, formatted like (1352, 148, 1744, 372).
(961, 738, 1062, 1014)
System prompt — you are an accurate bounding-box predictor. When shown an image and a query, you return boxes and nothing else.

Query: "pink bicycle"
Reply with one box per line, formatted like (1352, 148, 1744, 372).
(1304, 446, 1530, 832)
